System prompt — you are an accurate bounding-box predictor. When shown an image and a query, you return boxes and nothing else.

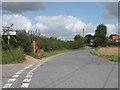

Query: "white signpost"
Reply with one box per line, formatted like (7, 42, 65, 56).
(2, 24, 16, 44)
(1, 31, 16, 35)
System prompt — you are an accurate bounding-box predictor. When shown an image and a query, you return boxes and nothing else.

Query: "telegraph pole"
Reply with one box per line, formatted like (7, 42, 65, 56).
(83, 28, 85, 47)
(83, 28, 84, 37)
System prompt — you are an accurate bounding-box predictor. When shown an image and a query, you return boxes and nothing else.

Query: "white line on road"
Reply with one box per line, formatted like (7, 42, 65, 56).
(7, 79, 16, 83)
(21, 64, 40, 88)
(2, 83, 12, 88)
(2, 64, 33, 88)
(26, 74, 32, 78)
(21, 83, 30, 88)
(12, 75, 19, 78)
(23, 79, 31, 83)
(15, 71, 23, 75)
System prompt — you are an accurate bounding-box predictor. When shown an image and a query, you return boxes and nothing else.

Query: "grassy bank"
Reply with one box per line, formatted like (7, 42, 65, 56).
(2, 48, 25, 64)
(90, 48, 120, 62)
(31, 48, 85, 59)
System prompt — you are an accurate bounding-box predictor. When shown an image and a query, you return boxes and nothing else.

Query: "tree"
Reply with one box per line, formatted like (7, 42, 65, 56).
(95, 24, 107, 37)
(73, 34, 84, 49)
(94, 24, 107, 47)
(15, 31, 33, 55)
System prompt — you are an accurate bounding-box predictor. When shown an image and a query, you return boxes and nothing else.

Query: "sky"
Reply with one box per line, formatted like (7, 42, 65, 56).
(1, 2, 118, 40)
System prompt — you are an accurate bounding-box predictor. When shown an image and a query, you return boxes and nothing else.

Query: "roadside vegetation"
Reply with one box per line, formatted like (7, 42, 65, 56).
(2, 30, 85, 64)
(91, 47, 120, 62)
(2, 24, 119, 64)
(2, 48, 25, 64)
(31, 48, 85, 59)
(85, 24, 119, 62)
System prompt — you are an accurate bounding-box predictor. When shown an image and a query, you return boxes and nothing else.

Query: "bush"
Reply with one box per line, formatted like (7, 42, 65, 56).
(16, 31, 33, 55)
(94, 37, 107, 47)
(107, 41, 120, 47)
(2, 48, 25, 64)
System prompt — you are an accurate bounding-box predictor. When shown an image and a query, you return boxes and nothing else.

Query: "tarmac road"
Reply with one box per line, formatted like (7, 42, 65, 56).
(1, 47, 118, 88)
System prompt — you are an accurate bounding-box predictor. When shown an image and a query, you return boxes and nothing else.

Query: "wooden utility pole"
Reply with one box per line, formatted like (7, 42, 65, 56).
(83, 28, 85, 47)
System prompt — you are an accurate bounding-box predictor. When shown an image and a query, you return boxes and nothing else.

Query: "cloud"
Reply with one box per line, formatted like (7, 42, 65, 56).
(34, 15, 118, 40)
(1, 15, 117, 40)
(2, 2, 45, 14)
(33, 15, 96, 40)
(2, 14, 32, 30)
(103, 2, 118, 18)
(106, 24, 118, 35)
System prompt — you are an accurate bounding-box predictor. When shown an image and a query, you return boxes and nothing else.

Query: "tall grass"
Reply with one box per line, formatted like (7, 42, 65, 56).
(90, 49, 120, 62)
(2, 48, 25, 64)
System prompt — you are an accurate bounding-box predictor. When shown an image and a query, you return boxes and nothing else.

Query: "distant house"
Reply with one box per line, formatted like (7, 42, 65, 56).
(112, 35, 120, 42)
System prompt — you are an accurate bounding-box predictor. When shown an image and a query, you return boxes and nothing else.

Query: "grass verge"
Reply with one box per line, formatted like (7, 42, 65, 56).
(31, 48, 85, 59)
(2, 48, 25, 64)
(90, 48, 120, 62)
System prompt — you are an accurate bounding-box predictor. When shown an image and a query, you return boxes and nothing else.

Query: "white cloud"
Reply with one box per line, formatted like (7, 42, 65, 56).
(34, 15, 95, 40)
(1, 14, 118, 40)
(2, 14, 32, 30)
(106, 24, 118, 35)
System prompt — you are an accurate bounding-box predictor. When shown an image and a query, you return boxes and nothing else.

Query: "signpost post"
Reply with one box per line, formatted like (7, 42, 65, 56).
(2, 24, 16, 45)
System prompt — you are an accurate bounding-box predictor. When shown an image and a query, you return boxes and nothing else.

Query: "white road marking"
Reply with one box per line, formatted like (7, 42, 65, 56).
(23, 79, 31, 83)
(24, 64, 33, 70)
(15, 71, 22, 75)
(29, 65, 33, 67)
(27, 71, 33, 75)
(3, 64, 34, 88)
(3, 83, 12, 88)
(21, 83, 30, 88)
(20, 64, 40, 88)
(26, 74, 32, 78)
(37, 65, 40, 67)
(20, 70, 24, 72)
(12, 75, 19, 78)
(7, 79, 16, 83)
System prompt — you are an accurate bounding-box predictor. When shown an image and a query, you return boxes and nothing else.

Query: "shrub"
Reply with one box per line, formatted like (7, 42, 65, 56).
(94, 37, 107, 47)
(107, 41, 120, 47)
(16, 31, 33, 55)
(2, 48, 25, 64)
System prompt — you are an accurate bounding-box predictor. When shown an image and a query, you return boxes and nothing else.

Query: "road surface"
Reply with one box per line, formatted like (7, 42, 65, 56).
(1, 47, 118, 88)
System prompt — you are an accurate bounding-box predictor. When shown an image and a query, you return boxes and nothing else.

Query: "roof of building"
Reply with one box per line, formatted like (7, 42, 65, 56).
(112, 35, 120, 40)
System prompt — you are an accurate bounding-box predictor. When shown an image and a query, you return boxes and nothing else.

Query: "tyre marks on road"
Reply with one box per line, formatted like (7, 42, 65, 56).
(2, 64, 33, 88)
(21, 64, 40, 88)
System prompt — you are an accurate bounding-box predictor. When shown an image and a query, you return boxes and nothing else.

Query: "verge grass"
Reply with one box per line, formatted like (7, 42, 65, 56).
(2, 48, 25, 64)
(90, 48, 120, 62)
(31, 48, 85, 59)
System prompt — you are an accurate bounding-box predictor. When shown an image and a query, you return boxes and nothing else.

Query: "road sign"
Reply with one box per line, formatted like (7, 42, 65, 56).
(1, 31, 16, 35)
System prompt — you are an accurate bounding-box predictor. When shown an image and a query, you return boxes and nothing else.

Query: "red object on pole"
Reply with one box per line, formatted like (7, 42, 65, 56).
(33, 41, 39, 53)
(35, 41, 39, 52)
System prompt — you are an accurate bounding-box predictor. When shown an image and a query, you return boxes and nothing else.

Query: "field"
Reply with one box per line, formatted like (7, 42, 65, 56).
(91, 47, 120, 62)
(97, 47, 119, 56)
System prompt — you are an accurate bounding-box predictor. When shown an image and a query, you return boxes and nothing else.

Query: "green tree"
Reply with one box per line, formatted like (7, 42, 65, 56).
(73, 34, 84, 49)
(94, 24, 107, 47)
(15, 31, 33, 55)
(95, 24, 107, 37)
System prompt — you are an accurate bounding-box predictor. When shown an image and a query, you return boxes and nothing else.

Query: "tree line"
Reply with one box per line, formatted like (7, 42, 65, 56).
(2, 24, 119, 55)
(2, 30, 84, 55)
(85, 24, 120, 47)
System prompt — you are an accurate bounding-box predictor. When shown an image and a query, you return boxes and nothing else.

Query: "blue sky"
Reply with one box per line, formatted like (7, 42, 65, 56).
(2, 2, 118, 40)
(22, 2, 117, 25)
